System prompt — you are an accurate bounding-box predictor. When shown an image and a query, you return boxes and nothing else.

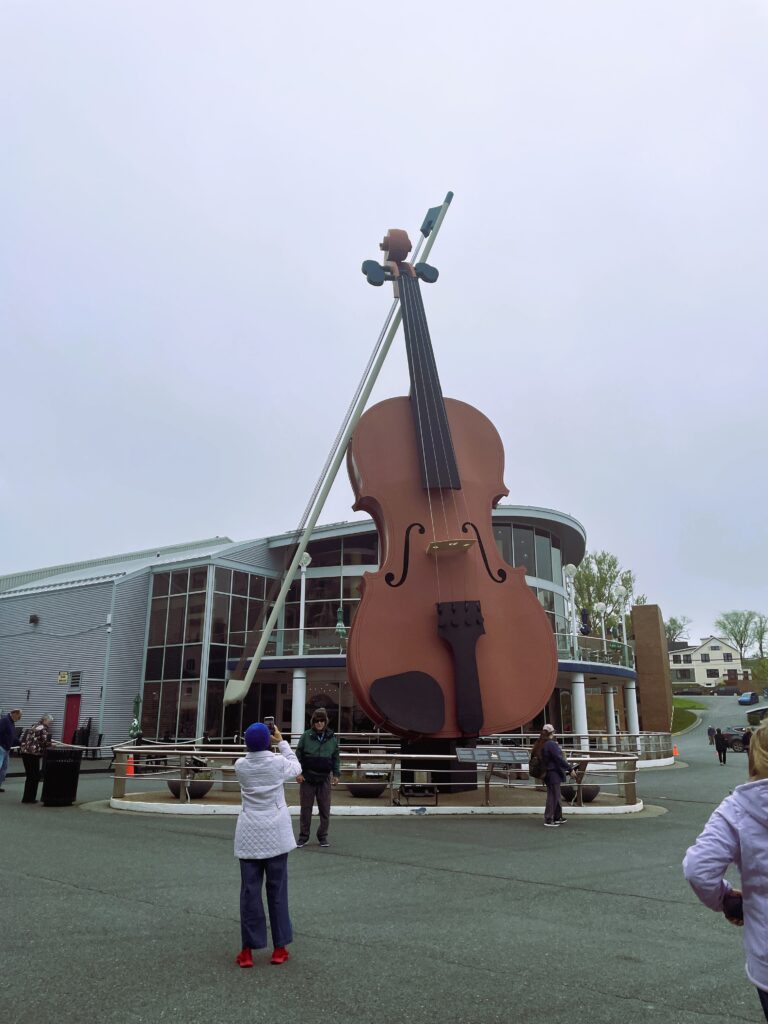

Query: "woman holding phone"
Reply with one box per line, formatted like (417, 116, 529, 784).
(233, 721, 301, 968)
(683, 723, 768, 1018)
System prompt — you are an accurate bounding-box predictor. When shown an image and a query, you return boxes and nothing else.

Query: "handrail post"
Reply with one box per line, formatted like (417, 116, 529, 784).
(113, 750, 127, 799)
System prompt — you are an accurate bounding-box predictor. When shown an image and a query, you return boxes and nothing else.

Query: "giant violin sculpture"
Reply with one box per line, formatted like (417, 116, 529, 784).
(346, 229, 558, 739)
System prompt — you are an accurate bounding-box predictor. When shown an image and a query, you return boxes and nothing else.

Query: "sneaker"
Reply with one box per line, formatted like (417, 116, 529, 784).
(271, 947, 290, 965)
(543, 822, 560, 828)
(319, 839, 330, 848)
(235, 948, 254, 968)
(555, 818, 568, 824)
(296, 840, 308, 848)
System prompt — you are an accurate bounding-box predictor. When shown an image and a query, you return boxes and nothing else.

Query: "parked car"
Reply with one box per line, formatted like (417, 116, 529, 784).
(721, 727, 750, 753)
(738, 691, 759, 705)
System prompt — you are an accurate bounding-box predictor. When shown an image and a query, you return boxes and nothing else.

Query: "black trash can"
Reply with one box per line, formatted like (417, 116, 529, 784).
(41, 749, 84, 806)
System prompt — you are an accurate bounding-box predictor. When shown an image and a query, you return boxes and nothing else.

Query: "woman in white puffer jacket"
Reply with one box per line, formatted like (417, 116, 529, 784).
(234, 721, 301, 968)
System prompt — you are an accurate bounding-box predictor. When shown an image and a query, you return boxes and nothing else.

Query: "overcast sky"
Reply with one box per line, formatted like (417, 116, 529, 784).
(2, 2, 766, 642)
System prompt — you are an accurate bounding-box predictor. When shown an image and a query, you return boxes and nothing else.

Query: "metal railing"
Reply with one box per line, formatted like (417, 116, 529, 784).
(554, 633, 635, 668)
(110, 737, 641, 808)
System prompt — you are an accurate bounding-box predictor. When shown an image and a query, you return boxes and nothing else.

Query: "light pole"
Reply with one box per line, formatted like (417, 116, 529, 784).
(595, 601, 607, 656)
(297, 552, 312, 657)
(613, 584, 629, 666)
(563, 563, 579, 659)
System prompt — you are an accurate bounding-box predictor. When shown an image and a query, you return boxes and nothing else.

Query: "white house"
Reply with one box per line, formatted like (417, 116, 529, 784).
(668, 636, 751, 689)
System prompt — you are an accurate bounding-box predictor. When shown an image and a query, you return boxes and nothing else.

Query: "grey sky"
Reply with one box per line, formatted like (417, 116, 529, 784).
(2, 2, 766, 642)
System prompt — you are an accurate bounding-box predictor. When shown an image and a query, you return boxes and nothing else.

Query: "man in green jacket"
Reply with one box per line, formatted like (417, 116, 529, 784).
(296, 708, 340, 848)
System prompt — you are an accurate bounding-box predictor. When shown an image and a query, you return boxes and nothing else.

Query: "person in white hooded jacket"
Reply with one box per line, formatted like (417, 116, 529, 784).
(683, 722, 768, 1019)
(234, 721, 301, 968)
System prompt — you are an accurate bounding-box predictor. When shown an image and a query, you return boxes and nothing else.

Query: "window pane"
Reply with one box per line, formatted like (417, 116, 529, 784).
(512, 526, 535, 573)
(306, 576, 340, 601)
(284, 604, 300, 630)
(537, 588, 555, 613)
(306, 537, 342, 567)
(163, 645, 182, 680)
(493, 524, 513, 564)
(211, 593, 229, 643)
(152, 572, 170, 597)
(141, 682, 161, 736)
(535, 530, 553, 581)
(205, 682, 225, 737)
(343, 533, 378, 565)
(158, 682, 180, 739)
(166, 595, 186, 645)
(145, 648, 163, 681)
(249, 575, 266, 599)
(148, 598, 168, 646)
(305, 602, 337, 628)
(177, 682, 199, 738)
(189, 566, 208, 592)
(342, 577, 363, 600)
(248, 600, 264, 632)
(183, 644, 203, 678)
(185, 593, 205, 643)
(551, 536, 562, 584)
(208, 644, 227, 679)
(232, 571, 249, 596)
(171, 570, 188, 595)
(215, 567, 232, 593)
(230, 595, 247, 634)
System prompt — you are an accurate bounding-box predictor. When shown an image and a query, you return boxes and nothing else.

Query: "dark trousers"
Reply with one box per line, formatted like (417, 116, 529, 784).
(239, 854, 292, 950)
(757, 986, 768, 1021)
(544, 774, 562, 823)
(22, 754, 42, 803)
(717, 748, 727, 764)
(299, 776, 331, 842)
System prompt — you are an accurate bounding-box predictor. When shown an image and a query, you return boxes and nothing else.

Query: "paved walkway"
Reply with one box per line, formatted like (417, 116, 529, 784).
(2, 696, 762, 1024)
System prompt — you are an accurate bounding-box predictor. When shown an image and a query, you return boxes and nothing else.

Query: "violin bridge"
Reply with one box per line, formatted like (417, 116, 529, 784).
(426, 539, 475, 556)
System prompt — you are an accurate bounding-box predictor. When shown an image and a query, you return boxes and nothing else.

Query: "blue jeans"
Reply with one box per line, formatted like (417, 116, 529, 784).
(239, 854, 292, 950)
(0, 747, 8, 787)
(758, 986, 768, 1021)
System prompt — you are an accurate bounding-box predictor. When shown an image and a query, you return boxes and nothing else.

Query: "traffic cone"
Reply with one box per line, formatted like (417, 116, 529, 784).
(673, 745, 679, 757)
(126, 754, 135, 777)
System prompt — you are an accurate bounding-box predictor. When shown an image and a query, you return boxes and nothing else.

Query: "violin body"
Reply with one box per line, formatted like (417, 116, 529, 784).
(347, 395, 558, 739)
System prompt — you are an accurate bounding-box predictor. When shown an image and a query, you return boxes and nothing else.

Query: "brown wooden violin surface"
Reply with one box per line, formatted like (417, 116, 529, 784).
(346, 229, 557, 739)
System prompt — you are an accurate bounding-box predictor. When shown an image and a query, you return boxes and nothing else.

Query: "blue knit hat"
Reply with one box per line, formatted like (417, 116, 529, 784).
(245, 722, 272, 751)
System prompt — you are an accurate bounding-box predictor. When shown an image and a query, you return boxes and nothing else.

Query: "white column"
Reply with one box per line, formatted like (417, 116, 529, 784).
(604, 688, 616, 737)
(624, 680, 640, 736)
(571, 672, 589, 751)
(291, 668, 307, 746)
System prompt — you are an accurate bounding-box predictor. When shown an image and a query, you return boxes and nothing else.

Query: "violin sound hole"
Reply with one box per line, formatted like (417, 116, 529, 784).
(385, 522, 426, 588)
(461, 523, 507, 583)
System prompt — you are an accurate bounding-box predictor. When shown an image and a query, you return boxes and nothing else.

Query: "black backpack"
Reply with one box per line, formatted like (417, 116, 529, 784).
(528, 750, 546, 779)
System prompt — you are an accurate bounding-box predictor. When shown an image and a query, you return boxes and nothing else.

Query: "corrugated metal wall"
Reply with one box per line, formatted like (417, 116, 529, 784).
(102, 570, 151, 748)
(216, 541, 278, 573)
(0, 582, 113, 742)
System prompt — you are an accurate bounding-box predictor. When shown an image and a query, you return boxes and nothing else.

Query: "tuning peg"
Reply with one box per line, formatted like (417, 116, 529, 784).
(361, 260, 386, 287)
(415, 262, 439, 284)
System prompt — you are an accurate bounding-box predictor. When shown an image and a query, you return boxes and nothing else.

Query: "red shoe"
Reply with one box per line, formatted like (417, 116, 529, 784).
(235, 948, 254, 968)
(270, 947, 290, 965)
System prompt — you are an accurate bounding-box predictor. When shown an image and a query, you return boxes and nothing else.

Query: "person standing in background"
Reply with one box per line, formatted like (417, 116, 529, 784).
(19, 714, 54, 803)
(0, 709, 22, 792)
(714, 728, 728, 765)
(295, 708, 340, 848)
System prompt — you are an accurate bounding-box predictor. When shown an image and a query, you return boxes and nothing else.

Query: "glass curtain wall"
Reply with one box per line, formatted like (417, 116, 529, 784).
(492, 523, 567, 635)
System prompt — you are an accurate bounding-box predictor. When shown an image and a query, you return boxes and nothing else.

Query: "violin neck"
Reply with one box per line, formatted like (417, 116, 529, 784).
(399, 273, 461, 491)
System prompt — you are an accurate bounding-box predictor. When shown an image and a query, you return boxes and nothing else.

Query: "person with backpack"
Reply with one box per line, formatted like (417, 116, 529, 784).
(529, 724, 576, 827)
(295, 708, 340, 848)
(714, 728, 728, 765)
(19, 714, 54, 803)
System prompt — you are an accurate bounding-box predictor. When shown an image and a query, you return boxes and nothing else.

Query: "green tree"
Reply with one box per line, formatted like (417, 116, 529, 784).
(573, 551, 646, 638)
(714, 610, 757, 660)
(752, 614, 768, 659)
(665, 615, 692, 644)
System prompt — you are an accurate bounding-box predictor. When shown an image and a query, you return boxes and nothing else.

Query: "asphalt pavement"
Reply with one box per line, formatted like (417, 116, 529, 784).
(1, 695, 763, 1024)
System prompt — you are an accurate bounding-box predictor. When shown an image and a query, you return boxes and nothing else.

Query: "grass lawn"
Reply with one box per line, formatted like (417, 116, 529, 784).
(671, 707, 698, 733)
(673, 696, 708, 711)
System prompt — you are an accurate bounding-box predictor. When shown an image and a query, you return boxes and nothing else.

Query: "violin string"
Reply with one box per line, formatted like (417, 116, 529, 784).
(411, 275, 477, 605)
(404, 275, 451, 547)
(400, 272, 441, 601)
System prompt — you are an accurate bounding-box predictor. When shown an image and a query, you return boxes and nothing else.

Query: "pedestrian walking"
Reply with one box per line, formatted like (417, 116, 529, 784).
(0, 709, 22, 792)
(234, 721, 301, 968)
(19, 715, 54, 803)
(531, 724, 576, 827)
(707, 726, 716, 746)
(295, 708, 340, 848)
(714, 728, 728, 765)
(683, 723, 768, 1020)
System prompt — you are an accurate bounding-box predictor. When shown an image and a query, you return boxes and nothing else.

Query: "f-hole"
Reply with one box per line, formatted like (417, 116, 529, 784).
(461, 522, 507, 583)
(385, 523, 426, 588)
